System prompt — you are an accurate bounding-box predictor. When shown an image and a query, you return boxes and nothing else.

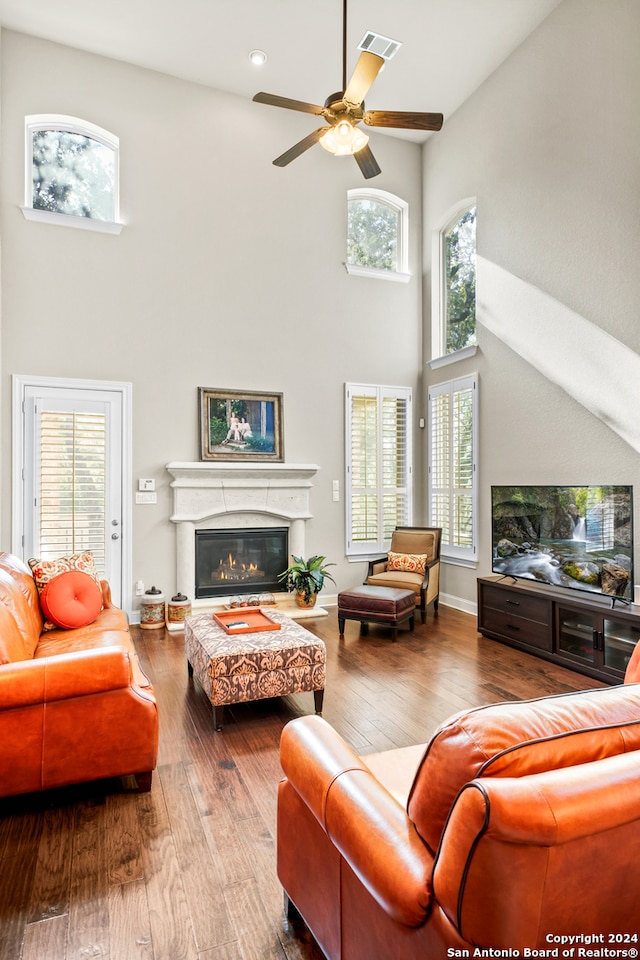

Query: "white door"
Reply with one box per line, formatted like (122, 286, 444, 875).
(14, 377, 131, 610)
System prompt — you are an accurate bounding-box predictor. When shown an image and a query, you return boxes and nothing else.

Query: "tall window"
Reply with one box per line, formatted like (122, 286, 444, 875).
(346, 189, 409, 281)
(23, 115, 122, 233)
(431, 201, 476, 359)
(428, 375, 478, 563)
(444, 205, 476, 352)
(345, 383, 412, 556)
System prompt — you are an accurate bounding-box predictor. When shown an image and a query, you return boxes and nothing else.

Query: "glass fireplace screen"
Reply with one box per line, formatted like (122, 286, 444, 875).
(194, 527, 289, 599)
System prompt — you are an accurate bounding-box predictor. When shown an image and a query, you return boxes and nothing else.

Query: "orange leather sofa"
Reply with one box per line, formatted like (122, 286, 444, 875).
(0, 552, 158, 798)
(278, 669, 640, 958)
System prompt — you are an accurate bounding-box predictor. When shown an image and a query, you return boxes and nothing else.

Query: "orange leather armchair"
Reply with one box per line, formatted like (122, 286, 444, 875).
(366, 526, 441, 623)
(277, 682, 640, 958)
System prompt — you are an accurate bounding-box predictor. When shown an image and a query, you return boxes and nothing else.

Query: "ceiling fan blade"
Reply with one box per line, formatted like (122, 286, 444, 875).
(273, 127, 327, 167)
(363, 110, 444, 131)
(253, 92, 324, 115)
(354, 144, 381, 180)
(343, 51, 385, 105)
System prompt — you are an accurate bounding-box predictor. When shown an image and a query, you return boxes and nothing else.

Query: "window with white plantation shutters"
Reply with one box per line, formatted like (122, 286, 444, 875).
(428, 375, 478, 563)
(38, 410, 107, 573)
(346, 384, 412, 556)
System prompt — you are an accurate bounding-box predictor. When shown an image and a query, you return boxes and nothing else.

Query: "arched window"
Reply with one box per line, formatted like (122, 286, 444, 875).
(346, 188, 409, 282)
(431, 200, 476, 361)
(22, 115, 122, 234)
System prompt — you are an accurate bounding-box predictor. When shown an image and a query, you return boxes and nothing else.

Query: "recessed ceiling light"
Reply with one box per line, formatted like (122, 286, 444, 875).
(249, 49, 267, 66)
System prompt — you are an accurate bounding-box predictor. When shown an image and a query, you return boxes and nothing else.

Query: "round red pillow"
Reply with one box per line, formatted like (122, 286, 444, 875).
(40, 570, 103, 629)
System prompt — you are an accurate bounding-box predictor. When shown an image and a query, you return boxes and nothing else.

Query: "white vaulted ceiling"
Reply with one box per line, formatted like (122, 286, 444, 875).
(0, 0, 561, 141)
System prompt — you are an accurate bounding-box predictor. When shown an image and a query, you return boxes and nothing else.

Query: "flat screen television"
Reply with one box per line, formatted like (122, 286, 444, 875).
(491, 485, 634, 600)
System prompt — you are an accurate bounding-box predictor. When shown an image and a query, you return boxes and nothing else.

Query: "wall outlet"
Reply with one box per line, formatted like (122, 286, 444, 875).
(135, 580, 145, 596)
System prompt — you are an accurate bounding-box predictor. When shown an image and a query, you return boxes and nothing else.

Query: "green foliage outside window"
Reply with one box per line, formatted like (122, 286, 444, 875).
(32, 130, 115, 221)
(445, 206, 476, 353)
(347, 198, 398, 271)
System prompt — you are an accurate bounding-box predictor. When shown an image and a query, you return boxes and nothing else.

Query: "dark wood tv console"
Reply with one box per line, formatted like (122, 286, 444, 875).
(477, 576, 640, 683)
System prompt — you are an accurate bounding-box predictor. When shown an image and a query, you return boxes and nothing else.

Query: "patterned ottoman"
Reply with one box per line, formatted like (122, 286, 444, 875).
(337, 585, 416, 641)
(184, 610, 326, 730)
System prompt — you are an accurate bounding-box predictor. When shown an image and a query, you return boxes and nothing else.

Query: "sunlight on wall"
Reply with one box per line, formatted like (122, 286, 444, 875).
(477, 256, 640, 455)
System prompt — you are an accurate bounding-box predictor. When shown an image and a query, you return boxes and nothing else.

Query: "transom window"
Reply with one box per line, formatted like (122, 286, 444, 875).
(23, 115, 122, 234)
(431, 200, 476, 361)
(346, 188, 409, 282)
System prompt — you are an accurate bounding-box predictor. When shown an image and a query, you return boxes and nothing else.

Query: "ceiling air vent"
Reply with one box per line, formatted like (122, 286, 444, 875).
(357, 31, 402, 61)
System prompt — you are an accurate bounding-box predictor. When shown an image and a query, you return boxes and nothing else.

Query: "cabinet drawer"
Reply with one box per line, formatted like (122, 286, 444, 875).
(480, 606, 552, 651)
(482, 585, 551, 625)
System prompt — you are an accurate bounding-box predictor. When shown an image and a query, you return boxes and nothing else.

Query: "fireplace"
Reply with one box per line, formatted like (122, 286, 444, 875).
(166, 461, 320, 608)
(195, 527, 289, 599)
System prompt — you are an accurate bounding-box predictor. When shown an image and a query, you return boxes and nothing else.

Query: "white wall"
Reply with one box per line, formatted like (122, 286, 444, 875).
(0, 29, 424, 613)
(423, 0, 640, 610)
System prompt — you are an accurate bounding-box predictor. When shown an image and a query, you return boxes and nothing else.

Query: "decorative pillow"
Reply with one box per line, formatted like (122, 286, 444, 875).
(387, 552, 428, 575)
(39, 570, 103, 630)
(28, 552, 102, 630)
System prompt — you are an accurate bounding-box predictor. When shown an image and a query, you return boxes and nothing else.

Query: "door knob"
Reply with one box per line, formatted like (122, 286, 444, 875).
(111, 533, 120, 540)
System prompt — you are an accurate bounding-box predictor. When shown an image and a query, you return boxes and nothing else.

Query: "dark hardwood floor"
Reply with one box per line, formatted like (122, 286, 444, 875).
(0, 604, 605, 960)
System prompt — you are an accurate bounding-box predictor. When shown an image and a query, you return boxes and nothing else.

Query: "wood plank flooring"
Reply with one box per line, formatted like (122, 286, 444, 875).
(0, 604, 605, 960)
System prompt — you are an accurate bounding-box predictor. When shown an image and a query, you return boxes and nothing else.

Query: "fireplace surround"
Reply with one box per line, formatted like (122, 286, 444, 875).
(166, 462, 320, 609)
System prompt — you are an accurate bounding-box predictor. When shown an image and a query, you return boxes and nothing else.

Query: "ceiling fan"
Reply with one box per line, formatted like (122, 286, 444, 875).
(253, 0, 444, 179)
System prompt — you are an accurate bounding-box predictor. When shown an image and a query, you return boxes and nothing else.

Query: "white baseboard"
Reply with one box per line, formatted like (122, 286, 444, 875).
(439, 592, 477, 617)
(129, 592, 476, 624)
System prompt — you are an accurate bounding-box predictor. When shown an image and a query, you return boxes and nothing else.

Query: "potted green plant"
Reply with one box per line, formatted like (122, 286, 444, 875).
(278, 555, 336, 609)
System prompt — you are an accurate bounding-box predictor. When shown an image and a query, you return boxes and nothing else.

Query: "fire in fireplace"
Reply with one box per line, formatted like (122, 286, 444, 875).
(194, 527, 289, 599)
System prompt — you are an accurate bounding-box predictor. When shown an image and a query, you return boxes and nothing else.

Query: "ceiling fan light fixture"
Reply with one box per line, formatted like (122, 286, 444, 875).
(251, 0, 442, 178)
(319, 120, 369, 156)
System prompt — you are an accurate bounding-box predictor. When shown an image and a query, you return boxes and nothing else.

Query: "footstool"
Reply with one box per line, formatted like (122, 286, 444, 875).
(184, 609, 326, 730)
(337, 585, 416, 642)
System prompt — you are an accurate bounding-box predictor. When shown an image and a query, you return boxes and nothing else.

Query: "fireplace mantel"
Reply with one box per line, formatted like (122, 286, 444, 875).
(166, 462, 320, 601)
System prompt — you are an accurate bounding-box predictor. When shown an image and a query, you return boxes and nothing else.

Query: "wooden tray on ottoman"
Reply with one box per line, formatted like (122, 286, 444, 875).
(212, 608, 281, 634)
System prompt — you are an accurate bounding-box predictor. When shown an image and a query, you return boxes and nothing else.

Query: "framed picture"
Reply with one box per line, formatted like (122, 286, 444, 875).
(199, 387, 284, 462)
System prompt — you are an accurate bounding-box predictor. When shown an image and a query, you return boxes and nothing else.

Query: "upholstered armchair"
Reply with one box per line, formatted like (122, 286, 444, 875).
(366, 526, 441, 624)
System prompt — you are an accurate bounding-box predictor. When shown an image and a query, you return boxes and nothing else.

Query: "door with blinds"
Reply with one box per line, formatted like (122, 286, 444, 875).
(17, 380, 128, 608)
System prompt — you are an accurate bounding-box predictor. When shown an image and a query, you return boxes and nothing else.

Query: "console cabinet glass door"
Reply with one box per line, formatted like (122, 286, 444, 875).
(556, 606, 639, 679)
(556, 609, 598, 668)
(602, 618, 640, 676)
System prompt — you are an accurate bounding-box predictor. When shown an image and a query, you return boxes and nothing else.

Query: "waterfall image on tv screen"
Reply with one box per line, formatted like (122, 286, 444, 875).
(491, 485, 634, 599)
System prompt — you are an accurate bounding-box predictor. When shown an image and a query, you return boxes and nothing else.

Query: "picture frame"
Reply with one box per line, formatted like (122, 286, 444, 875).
(198, 387, 284, 462)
